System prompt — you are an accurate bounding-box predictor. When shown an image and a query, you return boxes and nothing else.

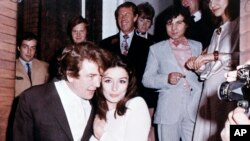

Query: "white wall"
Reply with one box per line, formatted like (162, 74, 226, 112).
(81, 0, 86, 17)
(102, 0, 125, 39)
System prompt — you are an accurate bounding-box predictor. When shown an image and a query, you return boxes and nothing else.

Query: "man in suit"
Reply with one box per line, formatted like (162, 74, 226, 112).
(99, 2, 153, 107)
(13, 42, 112, 141)
(15, 32, 49, 97)
(177, 0, 215, 51)
(142, 5, 203, 141)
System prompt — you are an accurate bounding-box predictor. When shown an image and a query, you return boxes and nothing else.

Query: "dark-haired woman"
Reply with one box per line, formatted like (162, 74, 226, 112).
(90, 57, 151, 141)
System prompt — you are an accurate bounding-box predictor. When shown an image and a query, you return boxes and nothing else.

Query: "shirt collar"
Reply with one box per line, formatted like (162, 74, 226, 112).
(192, 10, 202, 22)
(19, 58, 32, 68)
(135, 29, 148, 39)
(120, 30, 134, 39)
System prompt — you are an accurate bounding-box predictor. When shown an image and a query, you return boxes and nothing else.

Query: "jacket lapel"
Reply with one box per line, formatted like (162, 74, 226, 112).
(16, 59, 29, 80)
(45, 83, 74, 140)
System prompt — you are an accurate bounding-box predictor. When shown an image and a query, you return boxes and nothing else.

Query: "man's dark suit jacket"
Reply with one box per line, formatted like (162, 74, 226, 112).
(186, 16, 215, 51)
(13, 82, 95, 141)
(99, 31, 156, 107)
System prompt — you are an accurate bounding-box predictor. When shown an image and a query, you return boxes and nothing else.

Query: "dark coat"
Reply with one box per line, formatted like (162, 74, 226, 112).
(13, 82, 95, 141)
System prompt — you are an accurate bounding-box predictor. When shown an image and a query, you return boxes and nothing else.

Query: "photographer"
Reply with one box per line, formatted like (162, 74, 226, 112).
(221, 107, 250, 141)
(224, 60, 250, 82)
(220, 60, 250, 141)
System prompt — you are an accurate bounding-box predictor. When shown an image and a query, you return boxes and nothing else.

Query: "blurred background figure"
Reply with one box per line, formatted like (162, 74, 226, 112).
(136, 2, 155, 42)
(49, 15, 89, 81)
(8, 32, 49, 141)
(185, 0, 240, 140)
(68, 15, 89, 44)
(176, 0, 215, 51)
(221, 107, 250, 141)
(15, 32, 49, 97)
(136, 2, 158, 141)
(220, 60, 250, 141)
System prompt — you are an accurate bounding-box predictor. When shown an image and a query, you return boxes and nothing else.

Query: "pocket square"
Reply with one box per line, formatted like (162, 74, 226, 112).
(16, 76, 24, 80)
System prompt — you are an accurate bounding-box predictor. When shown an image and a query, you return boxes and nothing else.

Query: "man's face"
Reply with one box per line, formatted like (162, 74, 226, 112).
(67, 60, 102, 100)
(71, 23, 87, 44)
(181, 0, 199, 14)
(136, 16, 152, 34)
(18, 39, 37, 62)
(166, 14, 187, 40)
(117, 7, 138, 34)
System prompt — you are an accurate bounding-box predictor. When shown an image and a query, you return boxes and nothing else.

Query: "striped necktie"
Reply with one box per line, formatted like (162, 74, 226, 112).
(121, 34, 129, 55)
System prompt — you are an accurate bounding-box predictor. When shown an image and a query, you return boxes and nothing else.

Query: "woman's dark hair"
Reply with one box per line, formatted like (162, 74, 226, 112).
(206, 0, 239, 26)
(95, 56, 138, 121)
(225, 0, 239, 21)
(57, 41, 112, 80)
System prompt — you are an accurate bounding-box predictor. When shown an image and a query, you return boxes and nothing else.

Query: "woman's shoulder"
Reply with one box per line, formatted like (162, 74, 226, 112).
(126, 96, 147, 109)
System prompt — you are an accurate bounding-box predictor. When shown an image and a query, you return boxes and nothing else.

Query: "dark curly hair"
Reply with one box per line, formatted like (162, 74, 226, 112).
(57, 41, 113, 80)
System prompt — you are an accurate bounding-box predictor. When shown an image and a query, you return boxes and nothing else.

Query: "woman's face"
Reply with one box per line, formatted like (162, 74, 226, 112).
(166, 14, 187, 40)
(101, 67, 129, 109)
(209, 0, 228, 18)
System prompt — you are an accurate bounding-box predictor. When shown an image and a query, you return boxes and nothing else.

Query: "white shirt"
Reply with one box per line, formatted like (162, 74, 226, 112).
(193, 10, 202, 22)
(19, 58, 32, 73)
(90, 97, 151, 141)
(55, 80, 92, 141)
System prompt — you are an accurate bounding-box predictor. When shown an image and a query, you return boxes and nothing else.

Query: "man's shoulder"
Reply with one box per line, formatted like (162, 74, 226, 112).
(20, 82, 56, 99)
(99, 34, 119, 50)
(33, 58, 49, 67)
(101, 34, 118, 42)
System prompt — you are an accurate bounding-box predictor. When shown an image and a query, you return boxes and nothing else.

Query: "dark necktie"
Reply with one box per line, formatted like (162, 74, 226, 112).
(121, 34, 129, 55)
(26, 63, 32, 84)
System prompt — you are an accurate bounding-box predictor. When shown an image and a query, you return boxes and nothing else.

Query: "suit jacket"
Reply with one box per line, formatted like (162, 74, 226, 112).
(99, 31, 155, 106)
(15, 58, 49, 97)
(142, 39, 203, 124)
(13, 82, 95, 141)
(186, 16, 214, 51)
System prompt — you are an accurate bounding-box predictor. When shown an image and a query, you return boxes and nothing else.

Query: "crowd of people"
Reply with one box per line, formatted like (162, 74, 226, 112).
(10, 0, 247, 141)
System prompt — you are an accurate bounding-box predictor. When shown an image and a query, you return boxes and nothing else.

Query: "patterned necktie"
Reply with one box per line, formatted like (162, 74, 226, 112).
(122, 34, 129, 55)
(26, 63, 32, 84)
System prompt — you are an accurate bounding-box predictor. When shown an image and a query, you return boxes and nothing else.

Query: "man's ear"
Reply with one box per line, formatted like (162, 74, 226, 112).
(17, 46, 20, 51)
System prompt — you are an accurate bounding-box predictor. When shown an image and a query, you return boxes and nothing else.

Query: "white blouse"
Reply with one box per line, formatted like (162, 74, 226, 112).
(90, 97, 151, 141)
